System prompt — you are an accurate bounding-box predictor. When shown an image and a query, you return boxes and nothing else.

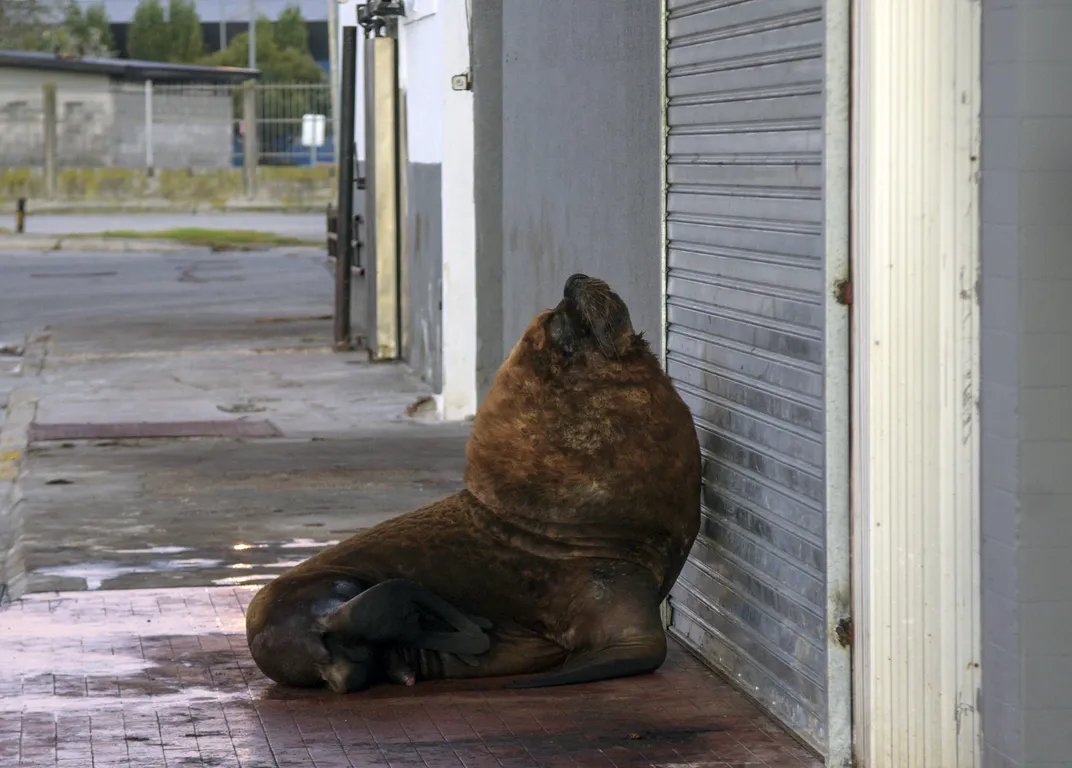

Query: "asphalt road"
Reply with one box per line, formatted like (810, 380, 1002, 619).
(0, 245, 331, 349)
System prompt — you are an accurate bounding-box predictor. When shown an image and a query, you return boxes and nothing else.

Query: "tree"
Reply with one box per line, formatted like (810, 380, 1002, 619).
(274, 4, 307, 53)
(126, 0, 169, 61)
(0, 0, 114, 56)
(58, 1, 115, 56)
(83, 3, 115, 52)
(0, 0, 48, 49)
(201, 18, 324, 84)
(165, 0, 202, 63)
(126, 0, 202, 63)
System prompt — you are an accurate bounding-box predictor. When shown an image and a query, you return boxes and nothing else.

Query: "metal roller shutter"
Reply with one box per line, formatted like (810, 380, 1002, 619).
(664, 0, 829, 752)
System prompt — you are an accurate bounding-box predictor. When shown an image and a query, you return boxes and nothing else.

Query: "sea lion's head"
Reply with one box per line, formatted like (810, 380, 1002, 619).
(544, 273, 638, 362)
(465, 274, 701, 551)
(490, 273, 645, 386)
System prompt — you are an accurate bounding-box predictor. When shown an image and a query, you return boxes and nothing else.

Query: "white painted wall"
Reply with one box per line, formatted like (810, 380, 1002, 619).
(399, 3, 444, 165)
(438, 0, 477, 420)
(336, 0, 366, 162)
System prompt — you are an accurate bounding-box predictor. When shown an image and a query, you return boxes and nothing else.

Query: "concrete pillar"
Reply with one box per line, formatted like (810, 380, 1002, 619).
(42, 83, 57, 199)
(471, 0, 504, 407)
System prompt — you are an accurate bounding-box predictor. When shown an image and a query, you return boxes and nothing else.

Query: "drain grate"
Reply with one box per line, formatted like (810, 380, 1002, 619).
(28, 419, 281, 442)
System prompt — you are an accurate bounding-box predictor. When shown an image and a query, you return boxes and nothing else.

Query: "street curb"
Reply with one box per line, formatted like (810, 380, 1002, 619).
(0, 235, 191, 253)
(0, 203, 330, 216)
(0, 388, 38, 605)
(0, 236, 325, 254)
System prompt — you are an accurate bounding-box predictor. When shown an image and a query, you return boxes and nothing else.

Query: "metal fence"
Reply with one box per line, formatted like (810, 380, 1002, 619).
(0, 80, 335, 171)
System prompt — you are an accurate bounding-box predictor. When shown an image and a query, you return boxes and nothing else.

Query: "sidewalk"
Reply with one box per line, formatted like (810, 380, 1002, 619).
(0, 244, 819, 767)
(0, 586, 817, 768)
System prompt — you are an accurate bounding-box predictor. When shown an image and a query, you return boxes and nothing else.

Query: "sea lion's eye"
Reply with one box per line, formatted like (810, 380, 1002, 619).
(548, 312, 575, 358)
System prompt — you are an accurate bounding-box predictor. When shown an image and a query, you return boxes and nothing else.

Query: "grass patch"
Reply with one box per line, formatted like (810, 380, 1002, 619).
(91, 228, 321, 251)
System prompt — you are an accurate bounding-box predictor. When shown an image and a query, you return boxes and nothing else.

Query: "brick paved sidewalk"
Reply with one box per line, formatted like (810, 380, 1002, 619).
(0, 587, 820, 768)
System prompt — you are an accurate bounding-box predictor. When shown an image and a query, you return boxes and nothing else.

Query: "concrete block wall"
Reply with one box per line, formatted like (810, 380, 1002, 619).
(0, 70, 235, 170)
(0, 70, 113, 168)
(980, 1, 1072, 765)
(113, 89, 234, 170)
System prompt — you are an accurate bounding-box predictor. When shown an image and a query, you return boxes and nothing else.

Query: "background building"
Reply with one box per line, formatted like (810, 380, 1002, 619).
(339, 0, 1072, 765)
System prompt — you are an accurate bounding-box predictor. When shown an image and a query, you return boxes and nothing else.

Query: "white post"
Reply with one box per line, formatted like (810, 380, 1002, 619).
(438, 0, 477, 420)
(248, 0, 256, 70)
(327, 0, 339, 164)
(144, 79, 154, 170)
(219, 0, 226, 51)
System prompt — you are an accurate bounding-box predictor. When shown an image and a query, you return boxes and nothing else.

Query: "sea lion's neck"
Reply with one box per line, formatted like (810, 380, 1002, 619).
(463, 491, 667, 582)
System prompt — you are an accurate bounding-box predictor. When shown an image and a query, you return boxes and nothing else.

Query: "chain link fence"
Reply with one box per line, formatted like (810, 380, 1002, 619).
(0, 80, 335, 171)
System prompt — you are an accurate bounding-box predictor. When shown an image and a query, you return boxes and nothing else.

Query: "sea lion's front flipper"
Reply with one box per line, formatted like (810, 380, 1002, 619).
(408, 629, 490, 657)
(320, 578, 492, 655)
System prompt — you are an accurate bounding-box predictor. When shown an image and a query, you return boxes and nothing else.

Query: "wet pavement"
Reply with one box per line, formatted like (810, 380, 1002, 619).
(0, 244, 821, 766)
(21, 433, 466, 593)
(0, 587, 821, 767)
(0, 245, 460, 593)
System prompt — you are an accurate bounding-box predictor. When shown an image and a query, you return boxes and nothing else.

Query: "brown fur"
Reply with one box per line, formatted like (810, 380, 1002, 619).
(246, 275, 702, 688)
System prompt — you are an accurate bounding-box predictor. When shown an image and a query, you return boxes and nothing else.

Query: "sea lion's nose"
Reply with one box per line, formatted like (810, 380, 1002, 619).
(564, 273, 589, 298)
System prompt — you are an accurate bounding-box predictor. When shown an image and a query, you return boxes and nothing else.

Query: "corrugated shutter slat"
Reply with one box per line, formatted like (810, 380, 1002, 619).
(665, 0, 829, 752)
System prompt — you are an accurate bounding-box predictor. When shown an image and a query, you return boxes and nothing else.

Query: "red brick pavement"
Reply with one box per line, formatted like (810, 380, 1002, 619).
(0, 587, 822, 767)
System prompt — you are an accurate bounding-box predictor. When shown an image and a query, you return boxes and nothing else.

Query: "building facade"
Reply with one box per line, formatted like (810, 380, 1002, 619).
(340, 0, 1072, 764)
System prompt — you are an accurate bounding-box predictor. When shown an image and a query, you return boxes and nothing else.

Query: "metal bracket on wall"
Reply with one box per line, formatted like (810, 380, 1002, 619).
(451, 70, 472, 91)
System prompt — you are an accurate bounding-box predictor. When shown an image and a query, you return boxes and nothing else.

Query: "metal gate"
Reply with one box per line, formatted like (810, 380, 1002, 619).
(664, 0, 832, 753)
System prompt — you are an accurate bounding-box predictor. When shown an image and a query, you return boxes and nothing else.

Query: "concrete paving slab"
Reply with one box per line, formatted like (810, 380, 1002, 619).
(32, 351, 436, 439)
(0, 586, 820, 767)
(21, 430, 468, 593)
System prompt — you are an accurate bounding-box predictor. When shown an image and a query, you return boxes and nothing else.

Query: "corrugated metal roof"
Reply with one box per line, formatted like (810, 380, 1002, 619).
(0, 50, 261, 82)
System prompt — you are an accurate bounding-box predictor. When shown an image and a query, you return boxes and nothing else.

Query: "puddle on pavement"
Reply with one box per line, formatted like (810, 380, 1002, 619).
(113, 545, 193, 555)
(33, 558, 224, 590)
(28, 539, 338, 592)
(239, 537, 337, 550)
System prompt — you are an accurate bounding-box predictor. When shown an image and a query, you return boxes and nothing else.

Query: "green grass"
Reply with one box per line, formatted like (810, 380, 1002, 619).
(90, 228, 320, 250)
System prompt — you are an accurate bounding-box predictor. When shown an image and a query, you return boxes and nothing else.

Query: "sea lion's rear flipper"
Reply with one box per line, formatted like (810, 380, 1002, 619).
(504, 598, 667, 689)
(320, 578, 492, 655)
(503, 643, 667, 689)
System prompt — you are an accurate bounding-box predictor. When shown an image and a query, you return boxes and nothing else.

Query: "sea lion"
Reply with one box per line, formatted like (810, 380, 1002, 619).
(246, 273, 701, 691)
